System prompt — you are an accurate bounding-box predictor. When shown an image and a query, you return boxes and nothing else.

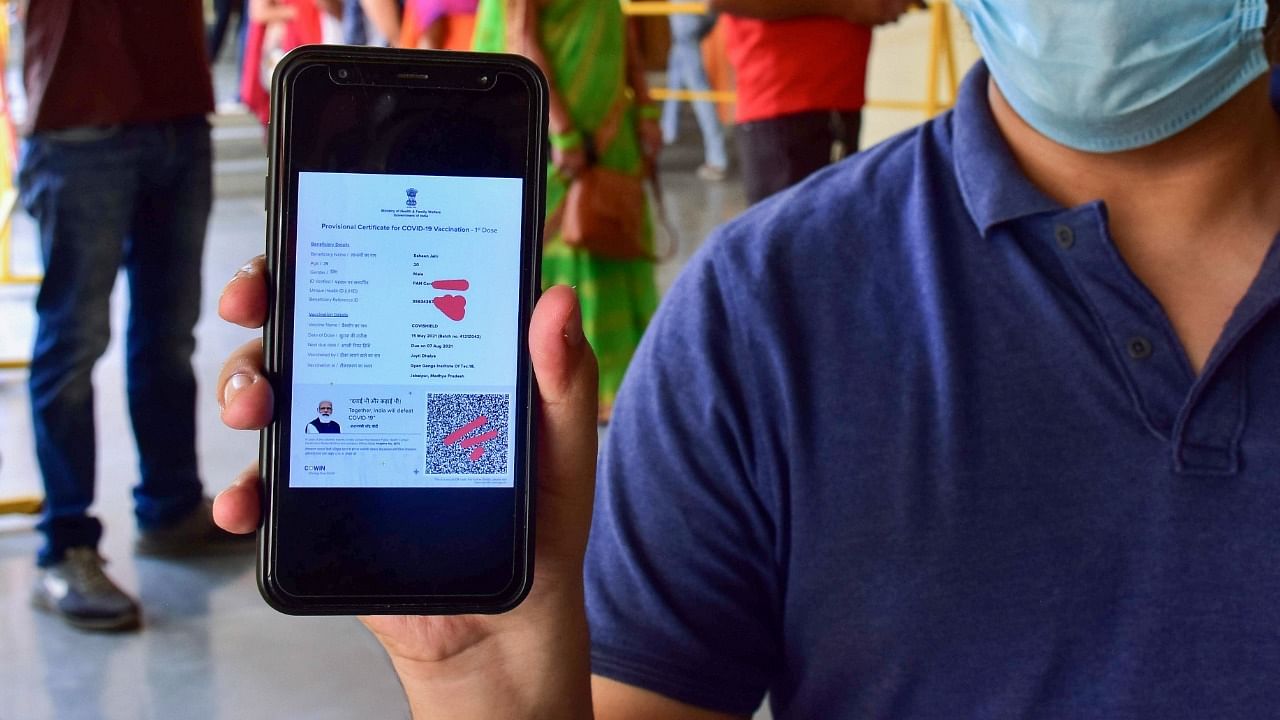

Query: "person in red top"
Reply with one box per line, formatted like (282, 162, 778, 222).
(710, 0, 914, 204)
(242, 0, 327, 126)
(21, 0, 250, 633)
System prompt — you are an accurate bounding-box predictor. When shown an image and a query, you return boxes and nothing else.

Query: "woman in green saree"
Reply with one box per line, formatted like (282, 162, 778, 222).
(473, 0, 662, 422)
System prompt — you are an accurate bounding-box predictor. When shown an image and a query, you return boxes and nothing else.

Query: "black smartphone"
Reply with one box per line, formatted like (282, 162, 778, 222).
(259, 46, 547, 615)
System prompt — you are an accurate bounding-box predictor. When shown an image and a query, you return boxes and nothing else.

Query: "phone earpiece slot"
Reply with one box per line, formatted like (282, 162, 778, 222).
(336, 64, 497, 91)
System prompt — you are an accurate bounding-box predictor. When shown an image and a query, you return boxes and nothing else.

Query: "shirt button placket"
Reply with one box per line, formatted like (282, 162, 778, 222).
(1126, 336, 1153, 360)
(1054, 224, 1075, 250)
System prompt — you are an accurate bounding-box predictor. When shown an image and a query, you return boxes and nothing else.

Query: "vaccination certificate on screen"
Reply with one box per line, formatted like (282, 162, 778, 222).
(288, 171, 523, 489)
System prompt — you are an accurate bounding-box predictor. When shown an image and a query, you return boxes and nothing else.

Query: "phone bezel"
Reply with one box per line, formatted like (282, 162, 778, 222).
(259, 46, 547, 615)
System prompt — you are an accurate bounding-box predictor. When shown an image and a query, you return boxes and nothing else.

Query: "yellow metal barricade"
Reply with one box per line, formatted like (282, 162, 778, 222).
(0, 9, 42, 516)
(622, 0, 960, 117)
(0, 496, 41, 515)
(0, 8, 35, 374)
(0, 11, 30, 288)
(623, 1, 709, 14)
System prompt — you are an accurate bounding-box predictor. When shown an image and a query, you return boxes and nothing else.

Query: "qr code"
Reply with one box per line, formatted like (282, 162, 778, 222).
(424, 393, 510, 475)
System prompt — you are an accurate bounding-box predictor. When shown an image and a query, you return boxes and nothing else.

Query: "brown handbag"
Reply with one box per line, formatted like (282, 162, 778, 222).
(550, 94, 655, 257)
(560, 162, 648, 259)
(551, 100, 676, 261)
(507, 0, 673, 260)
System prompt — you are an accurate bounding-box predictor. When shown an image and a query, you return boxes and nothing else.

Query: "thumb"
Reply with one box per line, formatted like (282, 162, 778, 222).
(528, 286, 599, 565)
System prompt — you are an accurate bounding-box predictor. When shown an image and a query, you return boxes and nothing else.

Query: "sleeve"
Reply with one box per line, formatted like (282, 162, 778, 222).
(585, 231, 784, 717)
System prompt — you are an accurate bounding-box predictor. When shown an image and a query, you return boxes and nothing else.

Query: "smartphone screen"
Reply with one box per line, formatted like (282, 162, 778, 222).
(263, 49, 544, 610)
(289, 171, 522, 491)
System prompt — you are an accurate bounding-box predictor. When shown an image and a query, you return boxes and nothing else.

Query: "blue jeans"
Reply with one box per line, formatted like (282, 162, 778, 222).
(206, 0, 245, 63)
(662, 15, 728, 170)
(19, 118, 212, 566)
(343, 0, 369, 45)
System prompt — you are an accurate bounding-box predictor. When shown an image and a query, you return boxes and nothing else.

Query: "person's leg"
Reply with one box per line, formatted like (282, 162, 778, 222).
(19, 128, 139, 566)
(208, 0, 234, 62)
(123, 120, 212, 530)
(663, 17, 705, 145)
(833, 109, 864, 159)
(235, 0, 250, 100)
(660, 40, 683, 145)
(674, 39, 727, 171)
(735, 119, 783, 204)
(735, 111, 834, 204)
(343, 0, 369, 45)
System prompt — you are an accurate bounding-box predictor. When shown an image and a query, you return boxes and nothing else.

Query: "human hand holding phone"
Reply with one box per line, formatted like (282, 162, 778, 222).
(216, 257, 599, 718)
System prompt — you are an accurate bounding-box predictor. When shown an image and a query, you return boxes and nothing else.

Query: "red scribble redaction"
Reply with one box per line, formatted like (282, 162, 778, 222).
(443, 415, 487, 445)
(469, 446, 485, 462)
(433, 294, 466, 321)
(459, 429, 499, 449)
(431, 279, 470, 291)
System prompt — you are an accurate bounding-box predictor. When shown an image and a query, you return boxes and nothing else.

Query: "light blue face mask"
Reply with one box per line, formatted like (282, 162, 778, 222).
(953, 0, 1271, 153)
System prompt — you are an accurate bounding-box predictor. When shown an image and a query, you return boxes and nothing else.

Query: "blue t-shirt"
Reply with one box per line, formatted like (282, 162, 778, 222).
(586, 62, 1280, 718)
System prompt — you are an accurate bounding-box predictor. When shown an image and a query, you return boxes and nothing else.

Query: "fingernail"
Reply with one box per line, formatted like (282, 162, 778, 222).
(222, 372, 255, 409)
(563, 306, 583, 347)
(215, 472, 255, 502)
(220, 263, 257, 301)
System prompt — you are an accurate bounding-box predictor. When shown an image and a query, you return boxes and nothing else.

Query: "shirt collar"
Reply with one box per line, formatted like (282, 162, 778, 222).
(955, 63, 1280, 238)
(952, 61, 1069, 237)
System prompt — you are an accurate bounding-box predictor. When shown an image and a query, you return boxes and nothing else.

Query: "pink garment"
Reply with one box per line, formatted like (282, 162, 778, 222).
(408, 0, 477, 30)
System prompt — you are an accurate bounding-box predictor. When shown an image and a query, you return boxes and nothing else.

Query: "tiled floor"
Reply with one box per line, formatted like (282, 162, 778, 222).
(0, 12, 980, 720)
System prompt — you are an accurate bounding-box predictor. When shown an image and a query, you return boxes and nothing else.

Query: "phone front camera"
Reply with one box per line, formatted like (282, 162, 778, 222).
(478, 75, 490, 85)
(336, 68, 350, 80)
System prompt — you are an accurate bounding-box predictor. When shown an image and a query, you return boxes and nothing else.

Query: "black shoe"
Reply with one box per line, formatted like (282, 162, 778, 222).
(31, 547, 141, 632)
(134, 497, 255, 557)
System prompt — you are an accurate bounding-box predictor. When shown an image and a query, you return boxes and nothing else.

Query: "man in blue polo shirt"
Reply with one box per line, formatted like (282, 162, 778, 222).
(213, 0, 1280, 716)
(584, 3, 1280, 715)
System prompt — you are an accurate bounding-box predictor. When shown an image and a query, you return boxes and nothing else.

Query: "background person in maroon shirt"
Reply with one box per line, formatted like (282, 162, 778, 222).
(21, 0, 248, 633)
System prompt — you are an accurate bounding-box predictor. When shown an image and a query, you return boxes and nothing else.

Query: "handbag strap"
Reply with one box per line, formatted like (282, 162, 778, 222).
(595, 90, 679, 261)
(591, 93, 628, 161)
(644, 159, 680, 263)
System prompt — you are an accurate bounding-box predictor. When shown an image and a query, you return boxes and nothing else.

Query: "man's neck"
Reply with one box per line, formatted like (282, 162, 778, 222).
(989, 75, 1280, 373)
(990, 76, 1280, 252)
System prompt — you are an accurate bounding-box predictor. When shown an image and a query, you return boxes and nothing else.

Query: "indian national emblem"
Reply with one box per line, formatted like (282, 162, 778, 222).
(405, 187, 418, 207)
